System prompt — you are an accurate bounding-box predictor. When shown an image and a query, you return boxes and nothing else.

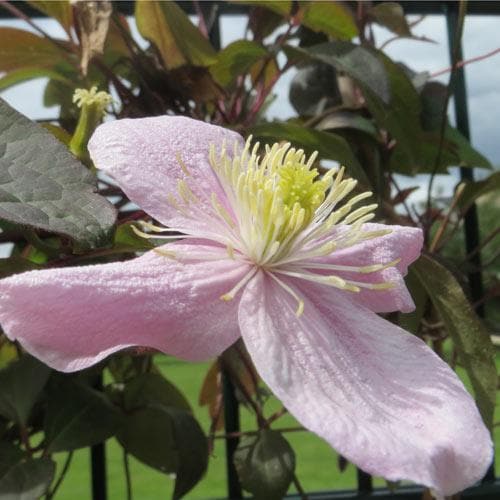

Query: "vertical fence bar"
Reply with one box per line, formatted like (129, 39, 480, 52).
(356, 467, 373, 494)
(445, 1, 495, 482)
(222, 369, 243, 499)
(91, 375, 107, 500)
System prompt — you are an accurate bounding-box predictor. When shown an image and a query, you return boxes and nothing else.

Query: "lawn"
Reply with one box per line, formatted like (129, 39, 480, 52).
(53, 350, 500, 499)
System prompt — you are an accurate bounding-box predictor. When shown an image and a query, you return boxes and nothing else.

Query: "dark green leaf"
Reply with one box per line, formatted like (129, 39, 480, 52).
(301, 41, 390, 104)
(117, 405, 177, 473)
(458, 171, 500, 211)
(44, 378, 123, 453)
(249, 121, 371, 187)
(136, 1, 216, 70)
(369, 2, 411, 36)
(0, 98, 116, 249)
(210, 40, 268, 88)
(234, 429, 295, 499)
(0, 457, 55, 500)
(420, 81, 447, 131)
(122, 372, 191, 413)
(0, 356, 50, 425)
(445, 125, 492, 169)
(289, 62, 340, 116)
(117, 404, 208, 498)
(363, 53, 422, 173)
(170, 407, 208, 500)
(412, 255, 496, 430)
(398, 267, 427, 335)
(0, 442, 25, 477)
(315, 110, 378, 138)
(300, 2, 358, 39)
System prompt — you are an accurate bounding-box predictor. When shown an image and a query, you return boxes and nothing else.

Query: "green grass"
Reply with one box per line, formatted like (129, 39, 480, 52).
(53, 351, 500, 499)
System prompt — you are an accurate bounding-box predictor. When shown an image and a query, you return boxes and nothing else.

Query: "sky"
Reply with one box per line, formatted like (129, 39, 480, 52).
(1, 11, 499, 203)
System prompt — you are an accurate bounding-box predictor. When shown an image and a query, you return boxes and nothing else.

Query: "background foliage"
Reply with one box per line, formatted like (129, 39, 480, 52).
(0, 1, 498, 498)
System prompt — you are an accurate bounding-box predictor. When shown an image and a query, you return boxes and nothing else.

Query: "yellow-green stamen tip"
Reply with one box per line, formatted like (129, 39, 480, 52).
(73, 86, 113, 117)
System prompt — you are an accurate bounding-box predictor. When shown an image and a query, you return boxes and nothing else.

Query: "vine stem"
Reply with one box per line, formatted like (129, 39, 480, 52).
(45, 452, 73, 500)
(123, 451, 132, 500)
(214, 426, 306, 440)
(430, 46, 500, 78)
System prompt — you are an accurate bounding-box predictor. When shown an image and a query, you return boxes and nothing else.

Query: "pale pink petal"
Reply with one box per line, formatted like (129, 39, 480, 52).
(314, 223, 423, 312)
(88, 116, 243, 233)
(239, 272, 492, 495)
(0, 243, 249, 372)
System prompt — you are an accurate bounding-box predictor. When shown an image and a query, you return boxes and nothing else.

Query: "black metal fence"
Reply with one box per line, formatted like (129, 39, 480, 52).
(1, 1, 498, 498)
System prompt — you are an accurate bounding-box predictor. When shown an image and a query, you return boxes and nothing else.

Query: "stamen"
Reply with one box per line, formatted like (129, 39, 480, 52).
(176, 152, 191, 176)
(267, 271, 305, 317)
(220, 267, 257, 302)
(131, 225, 182, 240)
(297, 258, 401, 274)
(211, 193, 236, 229)
(153, 248, 177, 259)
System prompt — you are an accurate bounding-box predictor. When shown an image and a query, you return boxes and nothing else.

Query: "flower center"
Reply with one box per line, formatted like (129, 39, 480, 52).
(209, 139, 339, 266)
(133, 136, 400, 316)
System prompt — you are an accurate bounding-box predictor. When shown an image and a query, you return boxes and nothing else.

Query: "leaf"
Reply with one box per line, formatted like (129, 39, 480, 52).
(135, 0, 216, 70)
(445, 125, 492, 169)
(0, 257, 41, 279)
(198, 361, 224, 430)
(113, 223, 154, 252)
(420, 81, 447, 131)
(0, 28, 68, 72)
(0, 442, 25, 477)
(0, 67, 73, 93)
(0, 342, 18, 370)
(117, 404, 208, 498)
(233, 1, 292, 17)
(122, 372, 191, 413)
(289, 62, 340, 116)
(44, 378, 123, 453)
(300, 2, 358, 39)
(0, 457, 55, 500)
(300, 41, 390, 104)
(73, 0, 112, 75)
(27, 1, 73, 34)
(412, 255, 497, 430)
(249, 121, 371, 187)
(0, 98, 116, 249)
(41, 124, 72, 146)
(117, 406, 177, 473)
(0, 356, 51, 425)
(210, 40, 268, 88)
(234, 430, 295, 499)
(398, 267, 427, 335)
(315, 110, 378, 138)
(368, 2, 411, 36)
(248, 6, 285, 41)
(170, 407, 209, 500)
(458, 171, 500, 211)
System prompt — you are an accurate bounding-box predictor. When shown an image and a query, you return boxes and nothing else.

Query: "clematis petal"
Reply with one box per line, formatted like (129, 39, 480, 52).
(0, 244, 249, 372)
(88, 116, 243, 233)
(239, 272, 492, 496)
(316, 223, 423, 312)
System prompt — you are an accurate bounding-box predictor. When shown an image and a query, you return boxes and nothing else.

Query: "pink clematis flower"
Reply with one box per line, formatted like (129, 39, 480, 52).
(0, 116, 492, 495)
